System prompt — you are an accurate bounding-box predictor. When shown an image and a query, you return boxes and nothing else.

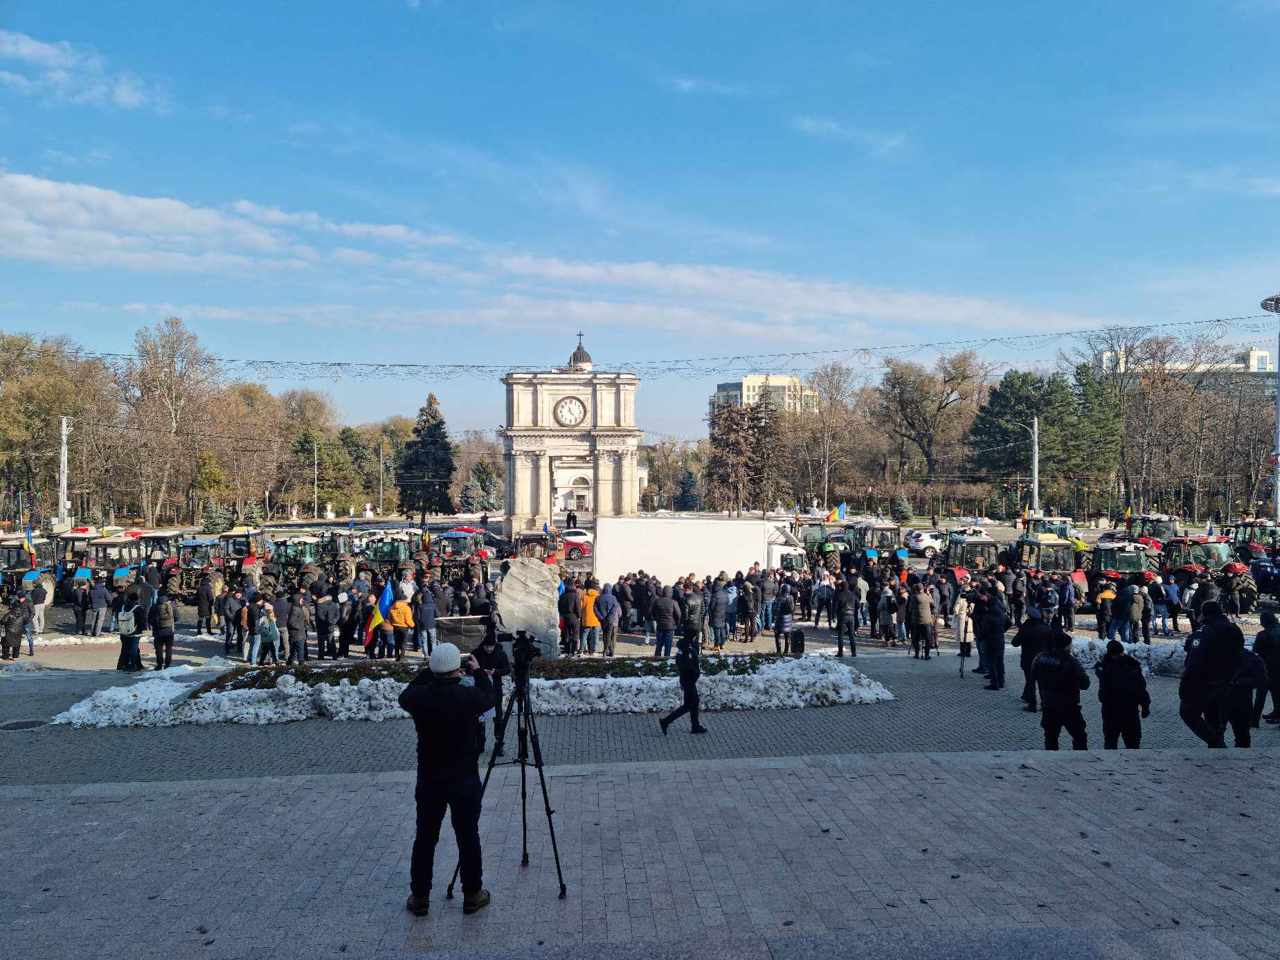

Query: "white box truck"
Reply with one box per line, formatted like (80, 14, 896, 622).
(593, 515, 806, 584)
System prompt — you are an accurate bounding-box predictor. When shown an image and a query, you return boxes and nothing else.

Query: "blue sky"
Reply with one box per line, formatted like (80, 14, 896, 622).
(2, 0, 1279, 437)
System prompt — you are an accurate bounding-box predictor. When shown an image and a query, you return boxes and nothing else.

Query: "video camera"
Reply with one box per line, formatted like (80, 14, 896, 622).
(502, 629, 540, 689)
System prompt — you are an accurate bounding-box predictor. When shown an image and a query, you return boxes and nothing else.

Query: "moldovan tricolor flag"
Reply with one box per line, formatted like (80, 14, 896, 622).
(22, 524, 36, 564)
(364, 580, 394, 645)
(824, 506, 838, 523)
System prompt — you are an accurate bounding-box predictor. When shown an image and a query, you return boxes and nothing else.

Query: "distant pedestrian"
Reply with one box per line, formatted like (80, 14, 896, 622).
(149, 589, 179, 670)
(115, 592, 144, 672)
(1253, 610, 1280, 726)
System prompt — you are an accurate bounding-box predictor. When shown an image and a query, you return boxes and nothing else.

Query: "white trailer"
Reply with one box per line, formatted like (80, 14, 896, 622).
(593, 515, 806, 584)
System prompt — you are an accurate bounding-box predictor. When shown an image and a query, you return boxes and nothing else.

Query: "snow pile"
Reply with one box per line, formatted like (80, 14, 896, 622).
(1065, 638, 1186, 677)
(529, 656, 894, 716)
(1005, 637, 1186, 677)
(0, 660, 43, 673)
(52, 656, 894, 728)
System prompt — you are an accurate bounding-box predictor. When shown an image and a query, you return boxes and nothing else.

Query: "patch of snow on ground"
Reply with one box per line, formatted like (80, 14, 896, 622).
(52, 656, 895, 728)
(0, 660, 43, 673)
(1004, 637, 1187, 677)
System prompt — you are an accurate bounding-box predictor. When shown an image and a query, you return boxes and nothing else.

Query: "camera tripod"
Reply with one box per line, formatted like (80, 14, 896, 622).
(445, 665, 568, 901)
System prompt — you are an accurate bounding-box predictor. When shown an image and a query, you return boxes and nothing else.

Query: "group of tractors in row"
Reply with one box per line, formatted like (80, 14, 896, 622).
(793, 513, 1280, 615)
(0, 523, 502, 605)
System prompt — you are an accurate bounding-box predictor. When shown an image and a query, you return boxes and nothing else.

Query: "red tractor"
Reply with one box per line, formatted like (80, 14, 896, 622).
(1160, 534, 1258, 612)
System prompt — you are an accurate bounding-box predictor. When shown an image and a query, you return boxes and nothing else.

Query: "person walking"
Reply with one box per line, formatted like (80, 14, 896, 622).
(149, 588, 179, 670)
(1164, 578, 1183, 634)
(1031, 630, 1090, 750)
(1095, 639, 1150, 748)
(1010, 606, 1053, 712)
(1179, 601, 1255, 747)
(680, 581, 705, 654)
(659, 634, 707, 735)
(399, 644, 493, 919)
(1252, 610, 1280, 726)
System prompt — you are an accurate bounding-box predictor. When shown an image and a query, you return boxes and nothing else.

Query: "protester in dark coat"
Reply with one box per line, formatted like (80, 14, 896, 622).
(1010, 607, 1054, 711)
(1031, 631, 1090, 750)
(978, 591, 1010, 690)
(286, 592, 311, 663)
(314, 593, 339, 659)
(1095, 639, 1150, 749)
(557, 581, 581, 655)
(834, 580, 858, 657)
(1252, 610, 1280, 726)
(1179, 601, 1252, 748)
(149, 590, 179, 670)
(651, 586, 679, 657)
(472, 633, 511, 755)
(659, 634, 707, 735)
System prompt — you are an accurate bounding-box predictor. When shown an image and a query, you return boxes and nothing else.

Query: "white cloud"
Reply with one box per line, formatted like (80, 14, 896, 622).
(0, 29, 168, 111)
(495, 254, 1094, 334)
(660, 74, 748, 97)
(792, 114, 904, 155)
(230, 199, 460, 246)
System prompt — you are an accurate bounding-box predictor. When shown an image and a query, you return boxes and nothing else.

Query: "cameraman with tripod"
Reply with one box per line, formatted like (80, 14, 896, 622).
(399, 643, 494, 919)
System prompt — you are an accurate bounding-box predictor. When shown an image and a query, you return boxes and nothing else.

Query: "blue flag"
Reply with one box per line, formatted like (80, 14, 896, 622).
(378, 579, 394, 619)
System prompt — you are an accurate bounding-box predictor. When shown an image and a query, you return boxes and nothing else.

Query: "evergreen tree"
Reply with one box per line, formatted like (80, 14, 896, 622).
(202, 502, 232, 534)
(966, 371, 1080, 479)
(397, 394, 456, 523)
(458, 477, 486, 513)
(704, 402, 753, 514)
(891, 493, 913, 524)
(746, 390, 783, 511)
(470, 460, 502, 511)
(674, 469, 701, 510)
(240, 499, 263, 526)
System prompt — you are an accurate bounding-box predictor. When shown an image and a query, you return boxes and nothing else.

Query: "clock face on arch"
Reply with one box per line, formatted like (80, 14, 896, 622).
(554, 396, 588, 427)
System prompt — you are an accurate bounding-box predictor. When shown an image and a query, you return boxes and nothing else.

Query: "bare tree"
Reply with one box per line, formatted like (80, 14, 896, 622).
(876, 352, 986, 484)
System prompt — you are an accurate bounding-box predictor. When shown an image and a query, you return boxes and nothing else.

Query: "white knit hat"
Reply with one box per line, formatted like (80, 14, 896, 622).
(429, 642, 462, 674)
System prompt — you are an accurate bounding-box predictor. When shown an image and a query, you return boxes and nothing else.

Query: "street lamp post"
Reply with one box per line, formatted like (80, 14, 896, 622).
(1008, 417, 1041, 515)
(1262, 295, 1280, 528)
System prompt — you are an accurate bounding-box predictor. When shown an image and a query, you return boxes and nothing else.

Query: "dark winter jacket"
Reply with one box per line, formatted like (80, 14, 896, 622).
(399, 670, 494, 784)
(286, 599, 310, 637)
(1009, 616, 1055, 668)
(675, 636, 700, 686)
(834, 586, 857, 621)
(196, 579, 215, 617)
(1095, 653, 1150, 712)
(680, 589, 704, 633)
(1031, 648, 1091, 711)
(1253, 624, 1280, 676)
(707, 588, 729, 628)
(558, 587, 580, 624)
(594, 583, 621, 624)
(652, 588, 679, 631)
(90, 583, 110, 610)
(149, 596, 178, 638)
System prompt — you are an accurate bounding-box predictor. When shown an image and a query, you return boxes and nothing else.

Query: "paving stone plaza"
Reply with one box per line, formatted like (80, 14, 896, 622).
(4, 622, 1280, 960)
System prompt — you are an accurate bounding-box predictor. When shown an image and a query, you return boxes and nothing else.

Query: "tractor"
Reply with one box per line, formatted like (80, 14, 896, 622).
(322, 530, 360, 585)
(218, 527, 270, 593)
(174, 536, 223, 602)
(1009, 532, 1088, 599)
(843, 520, 908, 576)
(1100, 513, 1181, 552)
(267, 534, 325, 595)
(428, 527, 492, 583)
(940, 528, 1003, 592)
(511, 531, 564, 567)
(1024, 515, 1087, 551)
(53, 526, 102, 598)
(357, 531, 418, 584)
(0, 534, 59, 603)
(88, 532, 147, 590)
(1161, 534, 1259, 611)
(1079, 540, 1159, 598)
(1223, 520, 1279, 564)
(796, 521, 846, 565)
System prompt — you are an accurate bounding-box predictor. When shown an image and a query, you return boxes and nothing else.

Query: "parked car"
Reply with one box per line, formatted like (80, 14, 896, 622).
(905, 528, 946, 558)
(561, 529, 594, 561)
